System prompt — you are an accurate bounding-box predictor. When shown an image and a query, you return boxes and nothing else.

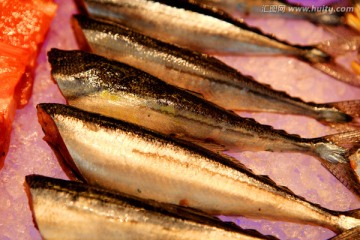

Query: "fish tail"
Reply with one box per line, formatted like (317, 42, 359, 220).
(300, 37, 360, 87)
(330, 226, 360, 240)
(315, 100, 360, 127)
(313, 131, 360, 164)
(331, 209, 360, 238)
(310, 131, 360, 198)
(315, 36, 360, 58)
(310, 60, 360, 87)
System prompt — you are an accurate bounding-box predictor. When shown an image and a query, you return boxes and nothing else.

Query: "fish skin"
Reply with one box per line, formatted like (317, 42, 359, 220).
(47, 49, 360, 197)
(36, 103, 360, 233)
(47, 49, 314, 152)
(79, 0, 360, 87)
(26, 174, 278, 240)
(192, 0, 344, 25)
(72, 14, 354, 124)
(47, 49, 352, 160)
(80, 0, 324, 59)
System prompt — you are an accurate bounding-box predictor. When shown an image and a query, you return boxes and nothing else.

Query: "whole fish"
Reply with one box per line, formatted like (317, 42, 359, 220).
(79, 0, 360, 87)
(26, 174, 277, 240)
(72, 14, 360, 127)
(48, 49, 360, 197)
(193, 0, 345, 25)
(36, 103, 360, 235)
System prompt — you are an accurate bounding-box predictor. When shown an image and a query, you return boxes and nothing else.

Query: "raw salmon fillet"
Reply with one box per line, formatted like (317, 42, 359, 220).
(0, 0, 57, 168)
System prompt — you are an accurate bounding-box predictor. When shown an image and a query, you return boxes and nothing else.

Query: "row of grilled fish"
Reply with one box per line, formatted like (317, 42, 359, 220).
(28, 0, 360, 239)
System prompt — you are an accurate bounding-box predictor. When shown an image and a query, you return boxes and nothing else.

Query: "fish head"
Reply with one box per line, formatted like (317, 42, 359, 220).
(47, 49, 107, 100)
(36, 103, 85, 180)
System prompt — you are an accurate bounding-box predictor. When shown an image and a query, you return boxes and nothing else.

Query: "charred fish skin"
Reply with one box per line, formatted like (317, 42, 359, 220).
(36, 103, 360, 233)
(26, 174, 277, 240)
(72, 14, 353, 124)
(80, 0, 327, 62)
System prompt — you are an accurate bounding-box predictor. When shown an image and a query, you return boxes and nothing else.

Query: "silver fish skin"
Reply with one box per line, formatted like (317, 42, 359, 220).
(79, 0, 360, 87)
(26, 175, 277, 240)
(72, 14, 359, 125)
(36, 103, 360, 234)
(193, 0, 344, 25)
(79, 0, 326, 60)
(47, 49, 360, 197)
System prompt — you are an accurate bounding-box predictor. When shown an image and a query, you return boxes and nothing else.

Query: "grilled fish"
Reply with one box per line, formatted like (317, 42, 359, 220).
(48, 49, 360, 197)
(72, 14, 360, 127)
(79, 0, 360, 87)
(36, 103, 360, 234)
(26, 174, 277, 240)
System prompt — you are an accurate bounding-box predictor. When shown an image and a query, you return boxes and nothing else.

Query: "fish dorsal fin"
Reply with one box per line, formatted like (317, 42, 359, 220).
(256, 174, 308, 201)
(170, 132, 307, 200)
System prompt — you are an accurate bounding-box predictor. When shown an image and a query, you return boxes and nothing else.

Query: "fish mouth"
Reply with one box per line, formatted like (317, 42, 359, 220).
(36, 104, 84, 181)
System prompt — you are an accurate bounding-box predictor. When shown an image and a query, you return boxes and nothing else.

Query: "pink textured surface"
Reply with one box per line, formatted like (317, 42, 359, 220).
(0, 0, 359, 239)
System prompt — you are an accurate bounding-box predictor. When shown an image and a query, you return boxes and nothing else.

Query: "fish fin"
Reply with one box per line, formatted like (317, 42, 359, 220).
(328, 100, 360, 120)
(316, 36, 360, 57)
(326, 123, 360, 133)
(216, 152, 307, 200)
(303, 35, 360, 87)
(257, 174, 309, 201)
(310, 60, 360, 87)
(320, 158, 360, 199)
(317, 100, 360, 129)
(323, 131, 360, 158)
(314, 134, 360, 198)
(330, 226, 360, 240)
(314, 131, 360, 164)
